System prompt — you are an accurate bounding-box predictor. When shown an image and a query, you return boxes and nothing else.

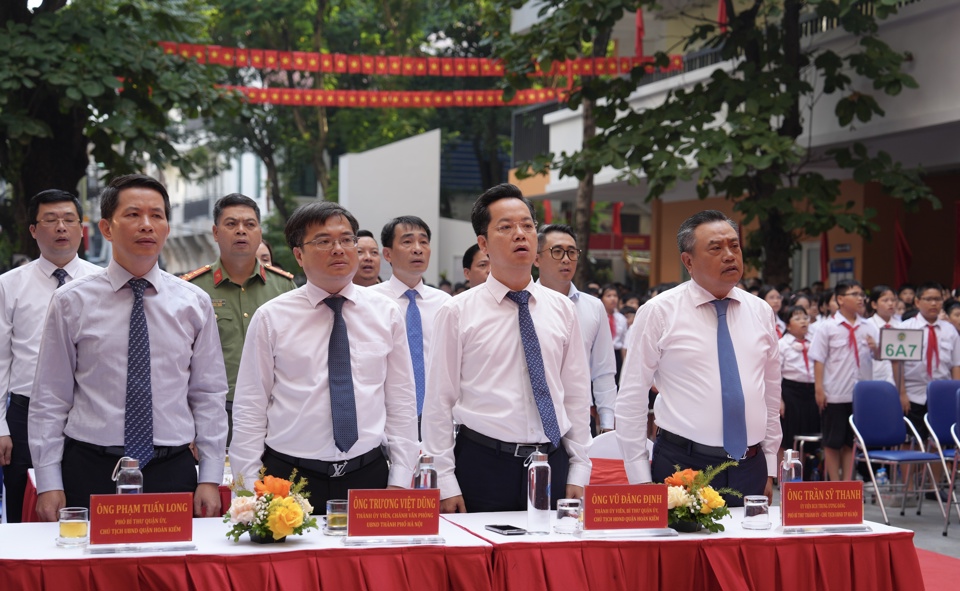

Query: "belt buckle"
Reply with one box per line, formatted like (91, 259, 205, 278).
(329, 460, 349, 477)
(514, 444, 540, 458)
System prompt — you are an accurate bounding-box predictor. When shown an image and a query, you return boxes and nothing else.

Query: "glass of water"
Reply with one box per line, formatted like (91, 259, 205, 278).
(742, 495, 772, 530)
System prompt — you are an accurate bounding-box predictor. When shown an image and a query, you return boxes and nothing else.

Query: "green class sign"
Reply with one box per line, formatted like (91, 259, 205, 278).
(879, 328, 923, 361)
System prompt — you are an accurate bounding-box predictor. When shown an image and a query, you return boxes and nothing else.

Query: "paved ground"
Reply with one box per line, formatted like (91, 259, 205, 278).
(861, 489, 960, 558)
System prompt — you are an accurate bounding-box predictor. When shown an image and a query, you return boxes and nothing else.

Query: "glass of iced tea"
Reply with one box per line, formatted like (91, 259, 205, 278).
(324, 499, 348, 536)
(57, 507, 89, 546)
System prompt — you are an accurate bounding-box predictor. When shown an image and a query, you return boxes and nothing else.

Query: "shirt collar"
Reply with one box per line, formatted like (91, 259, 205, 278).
(305, 280, 358, 308)
(832, 312, 865, 327)
(533, 278, 578, 301)
(688, 279, 743, 308)
(484, 274, 537, 304)
(210, 258, 268, 287)
(106, 259, 163, 294)
(36, 254, 80, 278)
(386, 274, 424, 298)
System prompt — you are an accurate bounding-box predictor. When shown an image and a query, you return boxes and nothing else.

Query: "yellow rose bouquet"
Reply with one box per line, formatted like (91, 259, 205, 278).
(663, 461, 741, 533)
(224, 469, 319, 543)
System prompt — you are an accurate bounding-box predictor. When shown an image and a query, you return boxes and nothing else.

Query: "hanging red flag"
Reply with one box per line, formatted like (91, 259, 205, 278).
(894, 218, 912, 289)
(334, 54, 347, 73)
(249, 50, 264, 68)
(158, 41, 178, 55)
(348, 55, 362, 73)
(635, 9, 645, 58)
(454, 58, 467, 76)
(278, 51, 294, 70)
(402, 57, 416, 75)
(718, 0, 729, 33)
(369, 93, 382, 107)
(820, 232, 830, 285)
(413, 58, 427, 76)
(441, 59, 454, 77)
(190, 44, 207, 63)
(207, 45, 223, 65)
(361, 55, 375, 74)
(423, 93, 435, 107)
(321, 54, 334, 72)
(466, 58, 481, 76)
(543, 200, 553, 224)
(264, 51, 278, 69)
(358, 92, 369, 107)
(491, 60, 505, 76)
(388, 56, 402, 75)
(428, 58, 441, 76)
(306, 53, 320, 72)
(619, 57, 632, 74)
(612, 202, 623, 237)
(221, 47, 236, 66)
(375, 56, 388, 75)
(480, 59, 494, 76)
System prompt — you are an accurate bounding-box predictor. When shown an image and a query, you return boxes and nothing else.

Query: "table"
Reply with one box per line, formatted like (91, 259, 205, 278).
(443, 509, 924, 591)
(0, 517, 493, 591)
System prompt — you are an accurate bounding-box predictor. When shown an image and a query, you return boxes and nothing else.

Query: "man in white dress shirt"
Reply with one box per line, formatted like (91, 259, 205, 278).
(422, 183, 592, 513)
(616, 210, 781, 504)
(0, 190, 101, 523)
(230, 202, 419, 512)
(29, 175, 228, 520)
(535, 224, 618, 433)
(369, 216, 450, 424)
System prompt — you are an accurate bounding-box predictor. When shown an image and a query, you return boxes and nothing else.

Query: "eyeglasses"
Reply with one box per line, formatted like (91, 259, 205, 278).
(302, 235, 359, 250)
(492, 221, 537, 236)
(35, 216, 81, 227)
(541, 247, 581, 261)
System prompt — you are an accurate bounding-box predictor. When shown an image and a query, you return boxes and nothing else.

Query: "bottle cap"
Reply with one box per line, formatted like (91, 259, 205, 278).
(121, 457, 140, 469)
(530, 451, 548, 463)
(419, 454, 434, 465)
(784, 449, 798, 463)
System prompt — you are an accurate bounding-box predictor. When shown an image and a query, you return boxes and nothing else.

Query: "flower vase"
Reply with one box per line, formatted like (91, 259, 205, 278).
(669, 520, 703, 533)
(249, 531, 287, 544)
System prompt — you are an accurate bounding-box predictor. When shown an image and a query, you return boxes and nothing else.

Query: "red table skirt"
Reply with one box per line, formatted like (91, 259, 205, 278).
(2, 545, 494, 591)
(490, 532, 923, 591)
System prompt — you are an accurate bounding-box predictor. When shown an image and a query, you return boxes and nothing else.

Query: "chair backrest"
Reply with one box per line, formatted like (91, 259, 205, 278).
(588, 431, 622, 459)
(852, 381, 906, 447)
(926, 381, 960, 444)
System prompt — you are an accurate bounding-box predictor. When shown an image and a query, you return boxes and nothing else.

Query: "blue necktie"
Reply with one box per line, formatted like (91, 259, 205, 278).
(710, 299, 748, 459)
(125, 279, 154, 467)
(52, 268, 68, 288)
(505, 290, 562, 447)
(324, 296, 359, 452)
(404, 289, 426, 416)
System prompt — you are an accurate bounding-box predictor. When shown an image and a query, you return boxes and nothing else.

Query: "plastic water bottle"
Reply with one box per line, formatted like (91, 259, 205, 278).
(115, 457, 143, 494)
(780, 449, 803, 524)
(413, 454, 438, 489)
(876, 468, 889, 487)
(527, 451, 551, 534)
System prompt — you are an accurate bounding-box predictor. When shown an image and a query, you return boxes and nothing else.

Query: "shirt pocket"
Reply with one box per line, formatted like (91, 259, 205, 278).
(350, 341, 390, 389)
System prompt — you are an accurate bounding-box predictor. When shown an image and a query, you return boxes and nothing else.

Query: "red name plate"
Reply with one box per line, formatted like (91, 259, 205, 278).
(781, 482, 864, 526)
(583, 484, 668, 530)
(347, 489, 441, 537)
(90, 492, 193, 544)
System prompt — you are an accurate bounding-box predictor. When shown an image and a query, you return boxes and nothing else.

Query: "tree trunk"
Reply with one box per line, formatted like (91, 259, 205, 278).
(263, 158, 289, 221)
(573, 96, 596, 288)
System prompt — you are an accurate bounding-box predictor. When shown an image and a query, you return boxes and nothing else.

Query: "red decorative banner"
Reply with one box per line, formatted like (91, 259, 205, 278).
(583, 484, 668, 530)
(347, 489, 441, 536)
(90, 492, 193, 545)
(159, 42, 684, 78)
(781, 482, 864, 526)
(221, 85, 565, 108)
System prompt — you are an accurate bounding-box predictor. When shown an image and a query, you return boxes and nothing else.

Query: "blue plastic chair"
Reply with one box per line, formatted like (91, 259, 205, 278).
(849, 381, 944, 525)
(940, 388, 960, 536)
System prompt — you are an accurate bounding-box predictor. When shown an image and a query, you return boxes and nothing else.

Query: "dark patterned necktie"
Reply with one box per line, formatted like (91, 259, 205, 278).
(711, 299, 747, 459)
(125, 279, 154, 467)
(404, 290, 426, 416)
(505, 290, 562, 447)
(52, 268, 68, 288)
(324, 296, 358, 452)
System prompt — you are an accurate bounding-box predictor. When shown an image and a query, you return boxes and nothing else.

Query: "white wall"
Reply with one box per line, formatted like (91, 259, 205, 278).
(438, 218, 478, 286)
(340, 129, 442, 285)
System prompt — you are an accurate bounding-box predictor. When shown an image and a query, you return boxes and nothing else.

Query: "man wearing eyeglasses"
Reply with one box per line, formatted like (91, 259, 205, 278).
(421, 184, 592, 513)
(535, 224, 617, 435)
(182, 194, 295, 446)
(230, 202, 419, 511)
(0, 190, 101, 523)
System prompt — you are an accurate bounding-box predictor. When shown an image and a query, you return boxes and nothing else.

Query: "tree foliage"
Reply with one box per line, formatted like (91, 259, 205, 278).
(0, 0, 233, 259)
(494, 0, 936, 285)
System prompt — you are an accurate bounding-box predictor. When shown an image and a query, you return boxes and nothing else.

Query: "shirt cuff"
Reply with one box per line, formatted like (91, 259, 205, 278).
(566, 461, 592, 488)
(35, 464, 64, 494)
(387, 465, 415, 489)
(438, 473, 462, 500)
(597, 408, 615, 430)
(624, 459, 653, 484)
(198, 459, 224, 485)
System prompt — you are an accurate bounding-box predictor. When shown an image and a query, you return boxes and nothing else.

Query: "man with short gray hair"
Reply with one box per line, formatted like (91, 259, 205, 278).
(616, 210, 781, 505)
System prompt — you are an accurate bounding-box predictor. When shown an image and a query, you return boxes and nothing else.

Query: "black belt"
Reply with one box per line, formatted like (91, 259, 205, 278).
(264, 445, 384, 478)
(658, 429, 761, 461)
(68, 438, 191, 460)
(458, 425, 560, 458)
(10, 393, 30, 409)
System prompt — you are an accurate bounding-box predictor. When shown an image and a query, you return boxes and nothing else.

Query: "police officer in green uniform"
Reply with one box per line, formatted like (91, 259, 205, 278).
(182, 194, 295, 446)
